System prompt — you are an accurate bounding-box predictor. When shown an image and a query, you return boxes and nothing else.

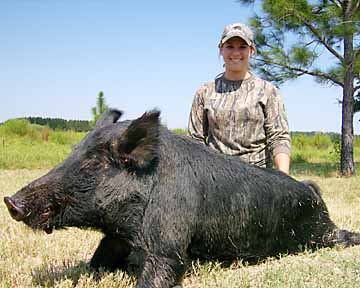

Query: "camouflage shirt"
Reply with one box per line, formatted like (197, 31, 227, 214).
(188, 73, 291, 168)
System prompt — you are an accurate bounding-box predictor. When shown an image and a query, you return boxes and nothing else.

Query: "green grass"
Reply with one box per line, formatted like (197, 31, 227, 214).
(0, 130, 360, 176)
(0, 139, 71, 169)
(1, 170, 360, 287)
(1, 120, 360, 173)
(1, 123, 360, 175)
(0, 132, 86, 169)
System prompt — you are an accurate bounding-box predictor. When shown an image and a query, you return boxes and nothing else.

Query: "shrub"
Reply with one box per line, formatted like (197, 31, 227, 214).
(0, 119, 32, 137)
(49, 130, 73, 145)
(49, 130, 86, 146)
(311, 133, 332, 150)
(291, 153, 307, 164)
(0, 119, 41, 141)
(291, 133, 309, 150)
(329, 136, 341, 162)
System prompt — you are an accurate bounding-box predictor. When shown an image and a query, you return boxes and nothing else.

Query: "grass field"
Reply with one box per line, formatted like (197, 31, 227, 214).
(1, 118, 360, 172)
(1, 170, 360, 287)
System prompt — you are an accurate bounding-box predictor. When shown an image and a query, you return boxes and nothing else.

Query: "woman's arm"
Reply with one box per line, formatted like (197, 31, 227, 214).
(188, 86, 208, 143)
(263, 85, 291, 174)
(274, 152, 290, 175)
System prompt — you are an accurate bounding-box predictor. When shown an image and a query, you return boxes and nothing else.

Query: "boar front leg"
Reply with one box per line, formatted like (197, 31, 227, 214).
(90, 235, 131, 272)
(136, 253, 186, 288)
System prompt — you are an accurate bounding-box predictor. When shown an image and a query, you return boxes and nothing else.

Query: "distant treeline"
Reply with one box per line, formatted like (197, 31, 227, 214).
(26, 117, 92, 132)
(291, 131, 342, 139)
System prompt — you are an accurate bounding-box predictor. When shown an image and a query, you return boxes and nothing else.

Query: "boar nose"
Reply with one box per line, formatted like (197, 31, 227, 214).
(3, 197, 26, 221)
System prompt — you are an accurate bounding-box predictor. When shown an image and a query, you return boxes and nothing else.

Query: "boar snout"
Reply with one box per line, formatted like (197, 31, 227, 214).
(4, 197, 27, 221)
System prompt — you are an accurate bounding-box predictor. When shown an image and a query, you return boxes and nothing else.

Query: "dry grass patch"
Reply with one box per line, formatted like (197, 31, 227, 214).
(1, 170, 360, 287)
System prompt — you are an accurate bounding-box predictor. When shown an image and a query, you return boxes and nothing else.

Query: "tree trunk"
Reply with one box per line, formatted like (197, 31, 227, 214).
(340, 0, 355, 176)
(341, 78, 355, 176)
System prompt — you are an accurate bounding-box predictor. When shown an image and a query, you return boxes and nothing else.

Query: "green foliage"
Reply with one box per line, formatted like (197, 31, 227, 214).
(91, 91, 109, 124)
(0, 119, 34, 137)
(263, 0, 313, 29)
(291, 132, 309, 150)
(1, 127, 360, 174)
(290, 46, 317, 66)
(292, 132, 332, 150)
(0, 121, 86, 169)
(329, 136, 341, 163)
(311, 133, 332, 149)
(314, 64, 344, 86)
(0, 140, 72, 169)
(290, 132, 360, 176)
(0, 119, 359, 175)
(49, 130, 85, 146)
(0, 119, 41, 142)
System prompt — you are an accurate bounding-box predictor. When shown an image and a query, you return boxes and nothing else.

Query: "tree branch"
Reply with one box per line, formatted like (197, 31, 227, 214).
(255, 58, 344, 87)
(293, 13, 344, 62)
(274, 5, 343, 61)
(328, 0, 343, 9)
(353, 0, 360, 14)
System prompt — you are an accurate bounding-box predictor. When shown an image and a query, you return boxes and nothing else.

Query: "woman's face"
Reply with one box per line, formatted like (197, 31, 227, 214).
(220, 37, 253, 74)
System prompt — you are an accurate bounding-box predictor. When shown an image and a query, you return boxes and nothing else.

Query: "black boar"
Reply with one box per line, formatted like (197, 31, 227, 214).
(4, 109, 360, 288)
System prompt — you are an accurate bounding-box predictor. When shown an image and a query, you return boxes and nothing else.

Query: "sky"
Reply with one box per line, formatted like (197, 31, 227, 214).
(1, 0, 359, 133)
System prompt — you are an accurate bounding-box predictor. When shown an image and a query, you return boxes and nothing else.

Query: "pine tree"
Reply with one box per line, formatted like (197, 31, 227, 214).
(91, 91, 109, 125)
(237, 0, 360, 176)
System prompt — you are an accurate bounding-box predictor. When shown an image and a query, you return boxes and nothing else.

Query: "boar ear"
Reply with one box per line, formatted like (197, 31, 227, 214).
(113, 110, 160, 170)
(95, 109, 123, 128)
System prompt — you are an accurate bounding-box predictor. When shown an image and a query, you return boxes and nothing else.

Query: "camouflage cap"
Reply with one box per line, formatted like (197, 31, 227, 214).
(219, 23, 255, 48)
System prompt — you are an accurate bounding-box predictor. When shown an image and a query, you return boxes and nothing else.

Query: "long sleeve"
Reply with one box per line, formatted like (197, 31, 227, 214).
(187, 88, 208, 143)
(263, 86, 291, 157)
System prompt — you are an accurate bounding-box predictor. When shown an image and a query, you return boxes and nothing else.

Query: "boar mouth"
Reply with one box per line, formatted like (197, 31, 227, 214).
(44, 225, 54, 234)
(39, 206, 53, 234)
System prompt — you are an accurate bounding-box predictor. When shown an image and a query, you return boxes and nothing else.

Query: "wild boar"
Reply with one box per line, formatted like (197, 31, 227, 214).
(4, 109, 360, 288)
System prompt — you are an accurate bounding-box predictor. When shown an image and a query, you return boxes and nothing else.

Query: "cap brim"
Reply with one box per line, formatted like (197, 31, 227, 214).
(221, 31, 252, 46)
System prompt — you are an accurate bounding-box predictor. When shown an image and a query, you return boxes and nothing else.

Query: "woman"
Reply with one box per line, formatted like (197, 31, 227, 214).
(188, 23, 291, 174)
